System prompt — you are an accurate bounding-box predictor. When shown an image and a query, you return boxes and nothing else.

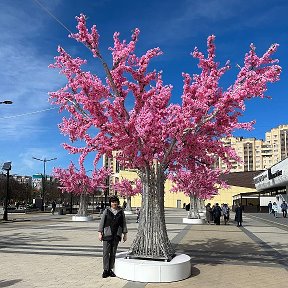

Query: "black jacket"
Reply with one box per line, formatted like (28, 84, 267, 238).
(98, 208, 127, 241)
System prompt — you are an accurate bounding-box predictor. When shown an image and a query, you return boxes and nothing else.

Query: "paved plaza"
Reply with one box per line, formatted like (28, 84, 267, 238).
(0, 209, 287, 288)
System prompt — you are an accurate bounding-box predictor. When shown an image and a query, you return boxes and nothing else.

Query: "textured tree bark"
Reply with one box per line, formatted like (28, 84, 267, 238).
(77, 192, 88, 216)
(188, 194, 200, 219)
(126, 196, 132, 211)
(199, 199, 205, 211)
(127, 164, 175, 260)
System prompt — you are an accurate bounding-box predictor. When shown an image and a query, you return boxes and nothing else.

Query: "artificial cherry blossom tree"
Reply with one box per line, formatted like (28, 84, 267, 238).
(49, 14, 281, 260)
(113, 178, 142, 211)
(169, 166, 227, 219)
(53, 163, 109, 216)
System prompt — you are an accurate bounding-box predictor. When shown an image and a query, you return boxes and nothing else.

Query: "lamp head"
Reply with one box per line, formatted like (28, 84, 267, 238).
(0, 100, 13, 104)
(2, 162, 12, 171)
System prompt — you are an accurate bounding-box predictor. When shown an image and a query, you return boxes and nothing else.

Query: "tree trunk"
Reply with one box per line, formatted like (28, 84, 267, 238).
(200, 199, 205, 212)
(126, 195, 132, 211)
(128, 164, 175, 261)
(77, 192, 88, 216)
(188, 194, 200, 219)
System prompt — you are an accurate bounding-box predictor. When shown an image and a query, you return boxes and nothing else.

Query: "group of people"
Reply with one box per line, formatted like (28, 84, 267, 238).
(206, 202, 243, 226)
(268, 200, 287, 218)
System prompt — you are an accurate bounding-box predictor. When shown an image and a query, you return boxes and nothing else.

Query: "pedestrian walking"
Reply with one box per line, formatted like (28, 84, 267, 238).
(185, 203, 190, 218)
(280, 200, 287, 218)
(51, 201, 56, 215)
(235, 203, 243, 227)
(222, 203, 230, 225)
(98, 195, 127, 278)
(268, 201, 272, 214)
(205, 203, 212, 224)
(213, 203, 222, 225)
(100, 201, 104, 214)
(272, 202, 278, 218)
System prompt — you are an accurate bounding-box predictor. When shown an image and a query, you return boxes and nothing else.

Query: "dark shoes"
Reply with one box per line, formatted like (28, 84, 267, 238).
(102, 270, 109, 278)
(109, 270, 116, 277)
(102, 270, 116, 278)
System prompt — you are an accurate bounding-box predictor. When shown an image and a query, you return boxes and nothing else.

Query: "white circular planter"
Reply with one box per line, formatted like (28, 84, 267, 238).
(182, 218, 205, 224)
(198, 212, 206, 220)
(114, 252, 191, 282)
(72, 215, 93, 222)
(124, 210, 133, 215)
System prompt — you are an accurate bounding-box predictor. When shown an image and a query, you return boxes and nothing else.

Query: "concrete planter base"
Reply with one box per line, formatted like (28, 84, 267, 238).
(182, 218, 205, 224)
(124, 210, 133, 215)
(72, 215, 93, 222)
(198, 212, 206, 220)
(114, 252, 191, 282)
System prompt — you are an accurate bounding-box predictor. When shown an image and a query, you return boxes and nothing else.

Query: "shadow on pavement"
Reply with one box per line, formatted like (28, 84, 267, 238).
(0, 279, 22, 287)
(176, 237, 288, 268)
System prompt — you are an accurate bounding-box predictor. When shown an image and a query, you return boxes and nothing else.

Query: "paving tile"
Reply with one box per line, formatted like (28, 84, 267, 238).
(0, 210, 287, 288)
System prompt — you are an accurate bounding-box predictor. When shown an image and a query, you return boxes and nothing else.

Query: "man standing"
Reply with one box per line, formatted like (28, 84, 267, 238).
(235, 203, 243, 227)
(268, 201, 272, 214)
(280, 200, 287, 218)
(98, 195, 127, 278)
(213, 203, 222, 225)
(222, 203, 230, 225)
(51, 201, 56, 215)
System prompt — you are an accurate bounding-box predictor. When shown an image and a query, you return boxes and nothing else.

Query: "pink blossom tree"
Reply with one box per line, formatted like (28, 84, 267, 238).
(53, 162, 110, 216)
(49, 14, 281, 260)
(113, 178, 142, 211)
(169, 166, 227, 219)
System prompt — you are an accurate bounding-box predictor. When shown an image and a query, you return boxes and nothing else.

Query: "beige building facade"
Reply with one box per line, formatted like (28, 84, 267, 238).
(103, 125, 288, 208)
(216, 124, 288, 172)
(103, 155, 257, 208)
(103, 152, 192, 208)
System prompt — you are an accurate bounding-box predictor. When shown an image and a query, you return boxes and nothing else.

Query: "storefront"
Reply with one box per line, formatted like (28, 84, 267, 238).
(253, 157, 288, 211)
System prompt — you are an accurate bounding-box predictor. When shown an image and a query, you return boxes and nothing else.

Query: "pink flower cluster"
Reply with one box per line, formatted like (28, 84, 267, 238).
(113, 178, 142, 197)
(168, 166, 228, 199)
(53, 162, 110, 195)
(49, 14, 281, 195)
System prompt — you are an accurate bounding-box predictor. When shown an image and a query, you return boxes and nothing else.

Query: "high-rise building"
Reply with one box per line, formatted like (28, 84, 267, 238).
(216, 124, 288, 172)
(102, 124, 288, 208)
(265, 124, 288, 164)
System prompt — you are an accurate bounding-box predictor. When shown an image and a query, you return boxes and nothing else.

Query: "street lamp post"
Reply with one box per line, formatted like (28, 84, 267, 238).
(32, 157, 57, 211)
(2, 162, 12, 221)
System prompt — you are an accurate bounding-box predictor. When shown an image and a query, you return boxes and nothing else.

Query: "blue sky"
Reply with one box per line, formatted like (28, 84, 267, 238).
(0, 0, 287, 176)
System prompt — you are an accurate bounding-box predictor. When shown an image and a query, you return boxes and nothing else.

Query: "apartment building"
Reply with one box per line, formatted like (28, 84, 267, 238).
(217, 124, 288, 172)
(104, 125, 288, 176)
(12, 175, 32, 186)
(102, 125, 288, 207)
(265, 124, 288, 164)
(102, 152, 259, 208)
(103, 151, 125, 196)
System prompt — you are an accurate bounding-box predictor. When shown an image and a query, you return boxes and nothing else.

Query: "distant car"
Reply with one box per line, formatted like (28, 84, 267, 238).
(7, 206, 16, 211)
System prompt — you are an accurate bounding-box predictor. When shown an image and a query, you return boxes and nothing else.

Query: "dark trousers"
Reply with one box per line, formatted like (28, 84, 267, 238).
(103, 239, 119, 271)
(283, 209, 287, 218)
(214, 216, 220, 225)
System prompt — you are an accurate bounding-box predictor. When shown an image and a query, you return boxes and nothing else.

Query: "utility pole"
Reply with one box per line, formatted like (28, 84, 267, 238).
(32, 157, 57, 211)
(2, 162, 12, 221)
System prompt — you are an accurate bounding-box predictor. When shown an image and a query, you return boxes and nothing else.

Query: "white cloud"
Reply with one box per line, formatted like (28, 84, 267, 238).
(0, 1, 66, 140)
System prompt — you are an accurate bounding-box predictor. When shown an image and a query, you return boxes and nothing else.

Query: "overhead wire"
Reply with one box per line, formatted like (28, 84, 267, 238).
(0, 107, 58, 120)
(32, 0, 73, 34)
(0, 1, 78, 122)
